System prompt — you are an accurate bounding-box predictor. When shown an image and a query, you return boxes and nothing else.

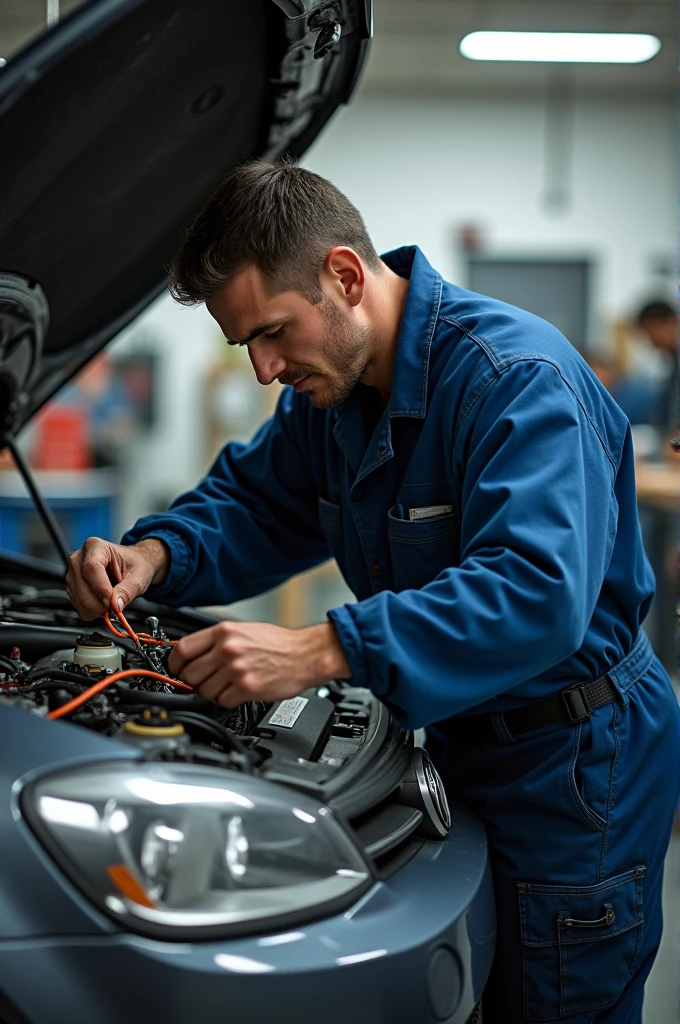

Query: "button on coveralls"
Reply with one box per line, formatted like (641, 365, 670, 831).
(124, 247, 680, 1023)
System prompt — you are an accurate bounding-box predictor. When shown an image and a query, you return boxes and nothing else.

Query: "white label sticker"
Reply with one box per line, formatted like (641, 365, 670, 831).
(268, 696, 309, 729)
(408, 504, 453, 522)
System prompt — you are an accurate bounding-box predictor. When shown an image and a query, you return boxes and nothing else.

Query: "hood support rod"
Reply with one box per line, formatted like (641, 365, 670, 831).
(4, 435, 71, 573)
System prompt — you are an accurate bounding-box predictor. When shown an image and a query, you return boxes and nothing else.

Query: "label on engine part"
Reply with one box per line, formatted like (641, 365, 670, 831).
(268, 696, 309, 729)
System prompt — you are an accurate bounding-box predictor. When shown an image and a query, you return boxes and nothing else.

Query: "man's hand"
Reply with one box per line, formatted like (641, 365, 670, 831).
(168, 620, 352, 709)
(66, 536, 170, 620)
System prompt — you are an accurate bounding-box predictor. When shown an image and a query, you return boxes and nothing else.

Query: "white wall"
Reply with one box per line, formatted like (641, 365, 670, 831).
(114, 90, 675, 531)
(111, 295, 221, 532)
(303, 92, 676, 342)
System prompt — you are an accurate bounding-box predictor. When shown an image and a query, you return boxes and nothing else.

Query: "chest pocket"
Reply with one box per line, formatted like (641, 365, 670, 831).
(387, 506, 460, 593)
(318, 496, 343, 534)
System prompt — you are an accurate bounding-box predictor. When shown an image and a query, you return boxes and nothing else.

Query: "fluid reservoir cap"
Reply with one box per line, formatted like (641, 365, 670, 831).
(76, 632, 114, 648)
(73, 632, 122, 672)
(124, 707, 185, 738)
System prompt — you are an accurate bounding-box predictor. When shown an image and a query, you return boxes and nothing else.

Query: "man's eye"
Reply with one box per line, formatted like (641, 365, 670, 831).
(264, 327, 285, 340)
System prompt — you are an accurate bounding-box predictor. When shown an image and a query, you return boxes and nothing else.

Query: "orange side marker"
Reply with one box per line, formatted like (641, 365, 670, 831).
(107, 863, 157, 908)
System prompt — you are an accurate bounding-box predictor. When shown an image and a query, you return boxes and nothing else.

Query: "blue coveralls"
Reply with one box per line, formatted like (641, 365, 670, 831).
(124, 247, 680, 1022)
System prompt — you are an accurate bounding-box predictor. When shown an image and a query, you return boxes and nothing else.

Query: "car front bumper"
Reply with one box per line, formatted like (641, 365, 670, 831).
(0, 798, 494, 1024)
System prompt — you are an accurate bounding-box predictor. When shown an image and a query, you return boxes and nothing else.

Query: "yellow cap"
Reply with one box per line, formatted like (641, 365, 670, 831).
(123, 721, 185, 738)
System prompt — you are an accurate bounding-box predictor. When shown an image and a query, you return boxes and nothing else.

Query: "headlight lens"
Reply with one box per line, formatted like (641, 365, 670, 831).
(24, 763, 371, 937)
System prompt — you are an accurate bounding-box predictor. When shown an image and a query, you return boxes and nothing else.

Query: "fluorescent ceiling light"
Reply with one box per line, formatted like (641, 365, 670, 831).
(460, 32, 661, 64)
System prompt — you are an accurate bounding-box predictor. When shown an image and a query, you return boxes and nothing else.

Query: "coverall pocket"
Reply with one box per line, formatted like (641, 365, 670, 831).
(318, 497, 343, 534)
(386, 506, 459, 592)
(567, 720, 610, 832)
(517, 866, 645, 1020)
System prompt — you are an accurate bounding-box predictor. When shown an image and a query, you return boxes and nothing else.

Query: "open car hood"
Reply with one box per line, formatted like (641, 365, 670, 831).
(0, 0, 371, 441)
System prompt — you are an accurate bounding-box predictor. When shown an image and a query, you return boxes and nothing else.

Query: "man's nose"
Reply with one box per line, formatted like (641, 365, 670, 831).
(248, 347, 286, 386)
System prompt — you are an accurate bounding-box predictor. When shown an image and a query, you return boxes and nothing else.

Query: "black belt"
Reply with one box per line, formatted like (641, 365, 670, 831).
(442, 673, 619, 745)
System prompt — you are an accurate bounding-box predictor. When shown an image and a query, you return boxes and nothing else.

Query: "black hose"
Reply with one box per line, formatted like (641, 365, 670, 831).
(115, 687, 211, 710)
(168, 711, 251, 759)
(5, 680, 86, 697)
(5, 591, 74, 608)
(21, 669, 92, 687)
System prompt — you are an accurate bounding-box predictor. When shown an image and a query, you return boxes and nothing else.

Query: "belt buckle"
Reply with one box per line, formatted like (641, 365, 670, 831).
(560, 685, 590, 723)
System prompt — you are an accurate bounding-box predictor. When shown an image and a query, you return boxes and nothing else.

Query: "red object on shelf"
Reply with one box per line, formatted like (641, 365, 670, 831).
(32, 405, 92, 470)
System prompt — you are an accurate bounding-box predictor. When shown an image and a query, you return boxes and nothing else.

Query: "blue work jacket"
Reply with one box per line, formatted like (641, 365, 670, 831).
(123, 247, 655, 731)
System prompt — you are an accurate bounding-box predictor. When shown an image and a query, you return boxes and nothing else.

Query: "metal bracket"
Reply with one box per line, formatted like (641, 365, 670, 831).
(308, 4, 342, 59)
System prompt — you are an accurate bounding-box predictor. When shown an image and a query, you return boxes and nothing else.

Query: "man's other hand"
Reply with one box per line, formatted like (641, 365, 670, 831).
(66, 537, 170, 620)
(168, 620, 352, 709)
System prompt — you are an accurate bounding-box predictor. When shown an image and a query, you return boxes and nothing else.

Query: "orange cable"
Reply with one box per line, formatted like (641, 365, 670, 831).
(103, 611, 129, 639)
(46, 668, 192, 721)
(103, 604, 177, 647)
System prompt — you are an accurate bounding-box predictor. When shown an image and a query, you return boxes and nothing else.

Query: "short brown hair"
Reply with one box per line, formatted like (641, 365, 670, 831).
(637, 300, 676, 325)
(169, 159, 381, 305)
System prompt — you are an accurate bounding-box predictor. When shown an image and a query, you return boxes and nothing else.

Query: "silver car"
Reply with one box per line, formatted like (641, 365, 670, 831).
(0, 2, 494, 1021)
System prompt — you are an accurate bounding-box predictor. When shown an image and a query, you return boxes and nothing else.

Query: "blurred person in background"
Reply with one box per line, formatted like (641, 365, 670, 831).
(587, 355, 662, 434)
(636, 300, 678, 443)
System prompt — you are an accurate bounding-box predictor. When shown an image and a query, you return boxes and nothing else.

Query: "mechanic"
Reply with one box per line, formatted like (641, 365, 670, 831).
(66, 161, 680, 1024)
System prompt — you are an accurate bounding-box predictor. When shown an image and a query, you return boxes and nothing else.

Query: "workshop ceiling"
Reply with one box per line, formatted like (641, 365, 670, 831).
(0, 0, 675, 97)
(363, 0, 675, 97)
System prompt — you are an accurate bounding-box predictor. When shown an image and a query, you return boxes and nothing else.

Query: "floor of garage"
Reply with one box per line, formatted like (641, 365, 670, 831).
(644, 831, 679, 1021)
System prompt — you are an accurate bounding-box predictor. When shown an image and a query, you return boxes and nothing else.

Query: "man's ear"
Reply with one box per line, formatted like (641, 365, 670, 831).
(322, 247, 365, 308)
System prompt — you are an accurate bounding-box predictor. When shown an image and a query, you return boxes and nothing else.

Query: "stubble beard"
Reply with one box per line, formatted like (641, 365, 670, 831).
(303, 297, 371, 410)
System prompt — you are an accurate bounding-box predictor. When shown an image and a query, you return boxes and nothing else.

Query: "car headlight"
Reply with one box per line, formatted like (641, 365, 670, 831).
(22, 762, 372, 938)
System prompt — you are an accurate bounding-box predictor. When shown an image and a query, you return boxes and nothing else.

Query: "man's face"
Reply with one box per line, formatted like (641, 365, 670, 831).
(207, 264, 371, 409)
(640, 315, 678, 354)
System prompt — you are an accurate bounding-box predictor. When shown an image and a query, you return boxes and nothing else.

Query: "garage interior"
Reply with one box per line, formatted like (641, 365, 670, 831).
(0, 1, 677, 1021)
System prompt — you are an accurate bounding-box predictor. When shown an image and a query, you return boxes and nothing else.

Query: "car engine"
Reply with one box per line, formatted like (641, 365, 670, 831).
(0, 577, 452, 879)
(0, 581, 377, 781)
(0, 584, 277, 773)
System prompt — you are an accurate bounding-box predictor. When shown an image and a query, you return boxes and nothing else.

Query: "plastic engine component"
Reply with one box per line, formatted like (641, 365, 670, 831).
(72, 632, 123, 672)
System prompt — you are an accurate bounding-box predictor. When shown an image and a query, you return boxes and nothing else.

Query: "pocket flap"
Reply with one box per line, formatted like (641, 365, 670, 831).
(517, 866, 645, 947)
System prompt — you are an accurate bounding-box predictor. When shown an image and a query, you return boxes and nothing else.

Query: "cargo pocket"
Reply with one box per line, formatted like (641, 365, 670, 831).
(517, 866, 645, 1020)
(386, 506, 459, 592)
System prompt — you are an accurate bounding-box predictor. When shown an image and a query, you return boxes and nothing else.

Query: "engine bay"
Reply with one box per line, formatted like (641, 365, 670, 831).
(0, 582, 374, 782)
(0, 573, 450, 878)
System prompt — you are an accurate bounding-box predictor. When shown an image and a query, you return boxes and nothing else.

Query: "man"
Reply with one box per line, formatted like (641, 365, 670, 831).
(636, 299, 678, 438)
(67, 161, 680, 1023)
(637, 300, 677, 359)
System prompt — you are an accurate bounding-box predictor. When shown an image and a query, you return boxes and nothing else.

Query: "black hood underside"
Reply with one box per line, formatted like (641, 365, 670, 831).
(0, 0, 370, 438)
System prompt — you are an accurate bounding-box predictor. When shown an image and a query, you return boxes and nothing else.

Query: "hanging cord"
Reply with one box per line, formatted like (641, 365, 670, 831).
(5, 435, 71, 572)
